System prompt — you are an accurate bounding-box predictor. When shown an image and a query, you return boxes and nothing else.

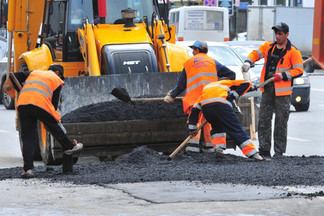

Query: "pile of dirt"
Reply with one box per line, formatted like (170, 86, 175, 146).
(0, 146, 323, 187)
(61, 100, 185, 123)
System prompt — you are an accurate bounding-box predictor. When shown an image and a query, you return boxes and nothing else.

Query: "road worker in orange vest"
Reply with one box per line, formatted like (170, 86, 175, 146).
(12, 64, 83, 178)
(188, 79, 264, 161)
(164, 41, 236, 156)
(242, 22, 303, 159)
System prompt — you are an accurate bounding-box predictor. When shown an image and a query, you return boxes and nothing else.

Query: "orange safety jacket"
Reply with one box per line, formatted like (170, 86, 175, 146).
(17, 70, 64, 121)
(246, 40, 303, 96)
(182, 53, 219, 114)
(197, 80, 251, 108)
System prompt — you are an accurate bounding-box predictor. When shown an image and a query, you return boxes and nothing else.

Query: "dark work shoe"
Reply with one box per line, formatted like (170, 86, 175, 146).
(259, 151, 271, 157)
(215, 148, 226, 158)
(185, 151, 199, 158)
(273, 153, 284, 159)
(64, 139, 83, 155)
(21, 169, 34, 179)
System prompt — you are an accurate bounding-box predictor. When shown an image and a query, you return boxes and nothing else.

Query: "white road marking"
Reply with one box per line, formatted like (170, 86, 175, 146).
(287, 136, 311, 142)
(0, 129, 10, 133)
(311, 88, 324, 92)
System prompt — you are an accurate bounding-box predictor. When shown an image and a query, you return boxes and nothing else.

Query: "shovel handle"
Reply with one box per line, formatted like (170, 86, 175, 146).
(168, 120, 207, 160)
(133, 97, 182, 102)
(256, 57, 312, 89)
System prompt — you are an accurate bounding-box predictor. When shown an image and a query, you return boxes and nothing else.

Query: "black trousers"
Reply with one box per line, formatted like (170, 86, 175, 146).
(18, 105, 74, 171)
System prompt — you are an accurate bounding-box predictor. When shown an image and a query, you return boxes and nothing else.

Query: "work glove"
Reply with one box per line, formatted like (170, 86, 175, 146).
(241, 62, 251, 72)
(248, 85, 258, 92)
(273, 73, 283, 82)
(164, 90, 175, 103)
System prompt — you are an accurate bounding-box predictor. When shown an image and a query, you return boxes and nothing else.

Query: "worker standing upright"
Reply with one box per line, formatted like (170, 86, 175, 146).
(242, 22, 303, 158)
(188, 79, 264, 161)
(13, 64, 83, 178)
(164, 40, 235, 156)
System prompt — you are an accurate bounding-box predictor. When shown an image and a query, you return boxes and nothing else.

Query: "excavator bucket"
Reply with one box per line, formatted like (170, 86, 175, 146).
(53, 72, 188, 159)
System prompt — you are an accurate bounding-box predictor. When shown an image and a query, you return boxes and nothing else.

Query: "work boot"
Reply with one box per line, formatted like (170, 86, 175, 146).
(251, 153, 264, 161)
(215, 148, 225, 158)
(201, 147, 214, 153)
(273, 153, 284, 159)
(64, 139, 83, 155)
(21, 169, 35, 179)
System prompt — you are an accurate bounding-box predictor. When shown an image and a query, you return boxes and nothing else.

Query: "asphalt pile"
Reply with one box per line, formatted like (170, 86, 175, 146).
(61, 100, 185, 123)
(0, 146, 323, 188)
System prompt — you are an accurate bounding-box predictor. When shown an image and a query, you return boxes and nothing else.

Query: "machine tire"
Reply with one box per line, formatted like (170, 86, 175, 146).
(1, 79, 14, 109)
(294, 101, 310, 112)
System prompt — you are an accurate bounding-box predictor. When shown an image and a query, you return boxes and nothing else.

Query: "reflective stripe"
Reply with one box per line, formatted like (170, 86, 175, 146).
(25, 80, 53, 97)
(275, 87, 293, 92)
(20, 87, 51, 99)
(246, 57, 252, 62)
(58, 122, 67, 134)
(193, 103, 201, 110)
(185, 146, 200, 152)
(239, 139, 252, 149)
(211, 132, 226, 139)
(204, 83, 231, 91)
(200, 97, 232, 107)
(203, 142, 213, 148)
(214, 144, 226, 149)
(276, 67, 290, 72)
(186, 80, 214, 93)
(256, 49, 264, 59)
(286, 72, 292, 79)
(246, 148, 258, 157)
(187, 72, 218, 84)
(188, 124, 197, 130)
(233, 91, 239, 99)
(293, 64, 303, 68)
(188, 139, 200, 144)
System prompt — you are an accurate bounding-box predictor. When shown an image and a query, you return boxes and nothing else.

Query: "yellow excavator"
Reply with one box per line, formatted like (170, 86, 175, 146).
(5, 0, 190, 165)
(5, 0, 256, 165)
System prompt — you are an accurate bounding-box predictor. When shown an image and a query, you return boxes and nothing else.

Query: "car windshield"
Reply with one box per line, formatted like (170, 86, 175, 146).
(230, 45, 265, 65)
(207, 46, 243, 66)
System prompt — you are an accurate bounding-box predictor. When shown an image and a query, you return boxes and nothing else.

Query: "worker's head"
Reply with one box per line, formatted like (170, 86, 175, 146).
(189, 40, 208, 55)
(272, 22, 289, 45)
(48, 64, 64, 80)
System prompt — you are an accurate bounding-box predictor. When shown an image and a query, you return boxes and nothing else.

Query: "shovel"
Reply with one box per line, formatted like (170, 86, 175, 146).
(111, 87, 182, 106)
(168, 120, 207, 160)
(251, 57, 313, 91)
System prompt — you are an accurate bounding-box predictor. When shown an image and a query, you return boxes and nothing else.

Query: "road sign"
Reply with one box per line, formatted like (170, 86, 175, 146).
(204, 0, 217, 6)
(218, 0, 233, 16)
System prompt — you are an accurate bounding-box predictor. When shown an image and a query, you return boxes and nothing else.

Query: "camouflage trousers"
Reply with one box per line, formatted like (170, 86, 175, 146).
(258, 83, 291, 156)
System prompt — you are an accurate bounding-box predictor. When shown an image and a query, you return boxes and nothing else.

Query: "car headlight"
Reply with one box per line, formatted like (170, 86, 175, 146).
(293, 77, 310, 85)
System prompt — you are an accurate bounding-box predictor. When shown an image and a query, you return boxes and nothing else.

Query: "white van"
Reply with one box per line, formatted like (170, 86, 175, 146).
(169, 6, 229, 42)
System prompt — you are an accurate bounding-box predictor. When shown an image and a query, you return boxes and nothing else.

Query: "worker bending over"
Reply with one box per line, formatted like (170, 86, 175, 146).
(188, 79, 264, 161)
(12, 64, 83, 178)
(164, 40, 235, 155)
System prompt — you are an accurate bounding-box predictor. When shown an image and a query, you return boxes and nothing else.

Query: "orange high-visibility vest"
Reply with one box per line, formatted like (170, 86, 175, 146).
(17, 70, 64, 121)
(182, 53, 219, 114)
(246, 41, 303, 96)
(197, 80, 251, 107)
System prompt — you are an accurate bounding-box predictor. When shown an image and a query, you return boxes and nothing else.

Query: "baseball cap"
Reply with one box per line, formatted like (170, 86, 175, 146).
(272, 22, 289, 33)
(189, 40, 208, 50)
(48, 64, 64, 80)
